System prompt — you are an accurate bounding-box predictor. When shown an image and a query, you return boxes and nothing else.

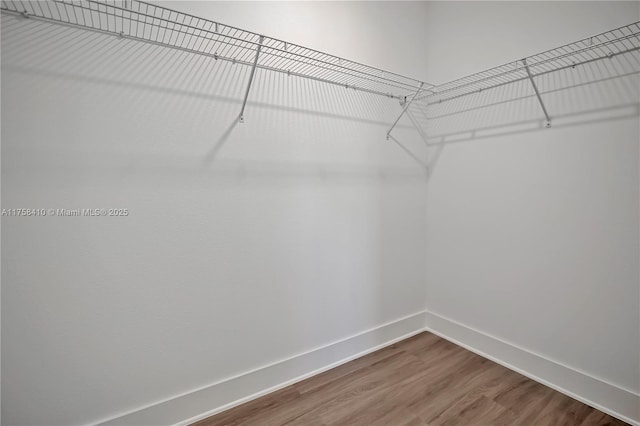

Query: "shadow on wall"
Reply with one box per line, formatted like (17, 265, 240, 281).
(1, 14, 427, 180)
(1, 10, 431, 426)
(398, 48, 640, 179)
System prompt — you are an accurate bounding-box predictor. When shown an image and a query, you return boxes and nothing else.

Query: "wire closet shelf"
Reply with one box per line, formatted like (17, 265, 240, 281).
(2, 0, 639, 139)
(419, 21, 640, 105)
(0, 0, 430, 101)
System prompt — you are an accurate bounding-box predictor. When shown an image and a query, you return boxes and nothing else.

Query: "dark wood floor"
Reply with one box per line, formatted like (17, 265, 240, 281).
(193, 332, 628, 426)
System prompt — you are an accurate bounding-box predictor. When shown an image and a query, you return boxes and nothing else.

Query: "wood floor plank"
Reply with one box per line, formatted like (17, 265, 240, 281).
(193, 332, 629, 426)
(431, 395, 517, 426)
(291, 353, 427, 425)
(531, 395, 598, 426)
(198, 387, 302, 426)
(580, 409, 629, 426)
(294, 340, 408, 395)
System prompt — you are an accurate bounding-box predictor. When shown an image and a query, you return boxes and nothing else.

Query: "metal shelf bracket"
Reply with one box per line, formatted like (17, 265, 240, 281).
(523, 58, 552, 128)
(239, 35, 264, 123)
(386, 82, 425, 140)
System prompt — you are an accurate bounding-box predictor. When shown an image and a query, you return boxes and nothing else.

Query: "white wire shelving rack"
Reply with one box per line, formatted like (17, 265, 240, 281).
(385, 20, 640, 166)
(1, 0, 639, 162)
(417, 22, 640, 126)
(0, 0, 432, 122)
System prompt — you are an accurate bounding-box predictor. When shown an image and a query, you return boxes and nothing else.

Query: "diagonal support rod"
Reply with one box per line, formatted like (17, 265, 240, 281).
(523, 58, 552, 128)
(239, 35, 264, 123)
(386, 82, 425, 139)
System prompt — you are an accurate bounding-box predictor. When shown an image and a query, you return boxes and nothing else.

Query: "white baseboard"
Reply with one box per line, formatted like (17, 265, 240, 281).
(97, 311, 427, 426)
(99, 309, 639, 426)
(423, 309, 640, 426)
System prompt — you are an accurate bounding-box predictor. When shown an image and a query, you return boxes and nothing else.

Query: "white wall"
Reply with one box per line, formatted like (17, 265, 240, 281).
(3, 1, 639, 425)
(424, 1, 640, 422)
(1, 2, 430, 425)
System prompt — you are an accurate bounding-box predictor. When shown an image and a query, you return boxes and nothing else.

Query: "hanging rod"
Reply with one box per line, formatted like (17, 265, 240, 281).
(0, 0, 431, 102)
(420, 21, 640, 105)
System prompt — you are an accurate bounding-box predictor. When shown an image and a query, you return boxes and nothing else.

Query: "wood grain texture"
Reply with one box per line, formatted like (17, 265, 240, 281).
(193, 332, 628, 426)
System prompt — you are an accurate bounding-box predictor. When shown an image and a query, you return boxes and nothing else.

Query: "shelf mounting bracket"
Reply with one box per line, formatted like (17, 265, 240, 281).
(386, 82, 425, 140)
(239, 36, 264, 123)
(523, 58, 551, 128)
